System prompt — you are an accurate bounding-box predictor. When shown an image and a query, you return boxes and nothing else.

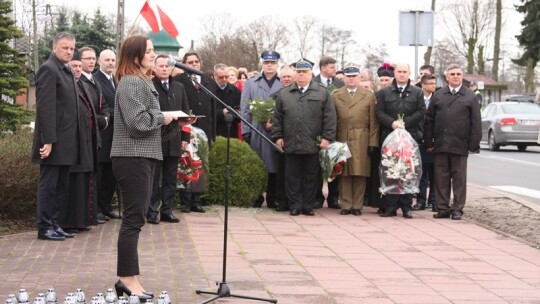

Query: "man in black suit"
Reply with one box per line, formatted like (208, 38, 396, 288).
(313, 56, 344, 210)
(79, 46, 114, 224)
(213, 63, 241, 138)
(147, 54, 190, 224)
(32, 32, 80, 241)
(93, 49, 120, 221)
(174, 51, 216, 213)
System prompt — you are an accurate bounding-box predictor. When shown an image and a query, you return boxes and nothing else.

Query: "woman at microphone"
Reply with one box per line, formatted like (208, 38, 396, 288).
(110, 35, 176, 299)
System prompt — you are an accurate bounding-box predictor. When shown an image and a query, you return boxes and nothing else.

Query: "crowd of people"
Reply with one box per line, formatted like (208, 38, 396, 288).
(31, 31, 482, 299)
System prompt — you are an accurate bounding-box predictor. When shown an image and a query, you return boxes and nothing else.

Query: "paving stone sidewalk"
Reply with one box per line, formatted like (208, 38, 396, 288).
(1, 184, 539, 304)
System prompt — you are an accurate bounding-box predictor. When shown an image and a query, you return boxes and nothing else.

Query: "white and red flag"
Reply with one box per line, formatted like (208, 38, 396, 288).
(139, 0, 179, 38)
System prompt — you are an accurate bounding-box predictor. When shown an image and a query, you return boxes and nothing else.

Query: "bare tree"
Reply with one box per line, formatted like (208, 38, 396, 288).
(236, 16, 289, 70)
(361, 43, 389, 70)
(293, 16, 317, 59)
(431, 39, 466, 76)
(441, 0, 496, 74)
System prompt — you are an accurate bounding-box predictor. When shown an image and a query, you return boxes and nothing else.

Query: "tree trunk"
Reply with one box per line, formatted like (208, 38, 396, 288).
(525, 58, 535, 93)
(478, 45, 485, 75)
(467, 38, 475, 74)
(492, 0, 502, 81)
(422, 0, 436, 65)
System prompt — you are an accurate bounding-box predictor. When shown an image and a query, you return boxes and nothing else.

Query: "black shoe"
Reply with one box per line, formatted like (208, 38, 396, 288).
(313, 201, 323, 209)
(147, 214, 160, 224)
(63, 228, 79, 234)
(403, 210, 413, 219)
(302, 209, 315, 216)
(38, 229, 65, 241)
(377, 208, 386, 215)
(191, 205, 206, 213)
(114, 280, 152, 301)
(451, 211, 462, 220)
(290, 209, 301, 216)
(412, 204, 425, 211)
(327, 199, 341, 209)
(352, 209, 362, 216)
(180, 205, 191, 213)
(160, 213, 180, 223)
(426, 203, 433, 209)
(97, 213, 110, 221)
(432, 207, 439, 212)
(55, 227, 75, 238)
(266, 201, 277, 209)
(79, 227, 92, 232)
(275, 204, 290, 212)
(252, 196, 264, 208)
(103, 211, 121, 219)
(433, 211, 451, 219)
(340, 209, 351, 215)
(380, 209, 397, 217)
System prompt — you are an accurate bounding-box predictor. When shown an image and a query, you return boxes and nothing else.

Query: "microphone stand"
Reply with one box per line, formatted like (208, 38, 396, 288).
(189, 74, 279, 304)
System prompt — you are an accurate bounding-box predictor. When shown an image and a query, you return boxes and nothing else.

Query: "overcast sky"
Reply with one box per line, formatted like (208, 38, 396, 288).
(33, 0, 524, 70)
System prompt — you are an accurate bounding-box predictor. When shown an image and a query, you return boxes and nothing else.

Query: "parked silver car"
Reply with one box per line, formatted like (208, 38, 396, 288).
(481, 102, 540, 151)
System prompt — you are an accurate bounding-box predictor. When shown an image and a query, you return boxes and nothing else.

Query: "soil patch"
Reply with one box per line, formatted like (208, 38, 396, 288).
(464, 196, 540, 248)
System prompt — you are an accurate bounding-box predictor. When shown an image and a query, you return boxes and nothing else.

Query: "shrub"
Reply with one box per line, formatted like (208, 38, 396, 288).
(0, 129, 39, 221)
(0, 103, 35, 133)
(205, 136, 267, 208)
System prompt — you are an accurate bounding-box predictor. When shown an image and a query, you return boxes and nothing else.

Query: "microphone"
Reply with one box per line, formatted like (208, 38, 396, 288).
(167, 58, 205, 77)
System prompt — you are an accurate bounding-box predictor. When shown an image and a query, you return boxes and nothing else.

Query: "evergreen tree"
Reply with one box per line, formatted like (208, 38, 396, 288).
(513, 0, 540, 92)
(37, 8, 69, 65)
(88, 8, 115, 54)
(0, 0, 29, 99)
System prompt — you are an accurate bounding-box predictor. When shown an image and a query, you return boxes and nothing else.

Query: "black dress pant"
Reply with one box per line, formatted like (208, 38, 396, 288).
(148, 156, 180, 217)
(112, 157, 156, 277)
(285, 153, 319, 211)
(385, 193, 413, 212)
(37, 164, 70, 232)
(98, 162, 118, 214)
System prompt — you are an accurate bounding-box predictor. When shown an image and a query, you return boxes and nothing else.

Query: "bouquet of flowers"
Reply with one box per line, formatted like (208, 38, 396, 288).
(379, 117, 422, 194)
(247, 97, 275, 123)
(319, 141, 352, 182)
(177, 126, 209, 191)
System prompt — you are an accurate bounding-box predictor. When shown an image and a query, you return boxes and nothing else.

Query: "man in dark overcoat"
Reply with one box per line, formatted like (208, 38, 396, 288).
(425, 64, 482, 220)
(31, 32, 80, 241)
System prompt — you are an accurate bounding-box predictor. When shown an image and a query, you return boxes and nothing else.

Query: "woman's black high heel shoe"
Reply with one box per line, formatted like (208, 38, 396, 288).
(114, 280, 152, 300)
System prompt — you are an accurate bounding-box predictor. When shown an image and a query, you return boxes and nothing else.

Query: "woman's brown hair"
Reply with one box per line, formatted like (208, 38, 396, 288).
(115, 35, 152, 81)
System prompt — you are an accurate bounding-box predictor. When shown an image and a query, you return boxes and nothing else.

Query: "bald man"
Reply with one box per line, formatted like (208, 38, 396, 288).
(94, 49, 121, 221)
(375, 63, 425, 219)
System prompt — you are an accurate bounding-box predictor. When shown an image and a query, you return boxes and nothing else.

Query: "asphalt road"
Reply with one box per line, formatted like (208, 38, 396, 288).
(468, 145, 540, 206)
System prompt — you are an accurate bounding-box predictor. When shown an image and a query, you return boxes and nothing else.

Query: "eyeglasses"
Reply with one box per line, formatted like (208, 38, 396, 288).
(81, 57, 96, 61)
(186, 60, 200, 64)
(449, 73, 462, 76)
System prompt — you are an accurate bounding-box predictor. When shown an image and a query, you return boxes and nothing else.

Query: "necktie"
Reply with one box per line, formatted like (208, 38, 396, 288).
(326, 78, 331, 87)
(451, 89, 457, 95)
(110, 77, 115, 89)
(299, 87, 304, 94)
(349, 90, 355, 96)
(398, 87, 403, 97)
(193, 76, 200, 90)
(163, 81, 169, 91)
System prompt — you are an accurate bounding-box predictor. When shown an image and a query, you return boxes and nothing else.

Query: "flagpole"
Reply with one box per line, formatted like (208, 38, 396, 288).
(125, 13, 142, 38)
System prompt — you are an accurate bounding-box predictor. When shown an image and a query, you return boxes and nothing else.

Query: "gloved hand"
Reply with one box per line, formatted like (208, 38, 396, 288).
(243, 133, 251, 144)
(368, 147, 377, 157)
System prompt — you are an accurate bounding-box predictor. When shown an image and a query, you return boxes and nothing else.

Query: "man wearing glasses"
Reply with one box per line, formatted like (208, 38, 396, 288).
(213, 63, 241, 138)
(424, 64, 482, 221)
(174, 51, 216, 213)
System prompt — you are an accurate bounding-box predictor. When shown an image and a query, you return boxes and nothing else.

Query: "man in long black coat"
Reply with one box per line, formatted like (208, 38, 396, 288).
(94, 49, 119, 220)
(173, 51, 216, 213)
(31, 32, 80, 241)
(147, 55, 190, 224)
(213, 63, 241, 138)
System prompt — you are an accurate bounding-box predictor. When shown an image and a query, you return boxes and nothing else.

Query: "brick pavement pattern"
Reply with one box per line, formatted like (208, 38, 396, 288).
(1, 185, 539, 304)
